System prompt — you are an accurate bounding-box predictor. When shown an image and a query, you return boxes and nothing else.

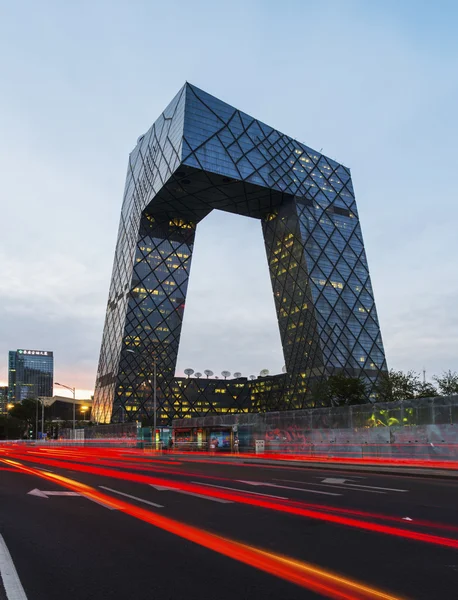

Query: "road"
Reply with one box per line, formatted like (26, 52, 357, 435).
(0, 446, 457, 599)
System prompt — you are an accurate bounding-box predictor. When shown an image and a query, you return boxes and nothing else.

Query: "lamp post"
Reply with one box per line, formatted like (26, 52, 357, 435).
(80, 406, 89, 421)
(55, 382, 76, 439)
(126, 348, 157, 449)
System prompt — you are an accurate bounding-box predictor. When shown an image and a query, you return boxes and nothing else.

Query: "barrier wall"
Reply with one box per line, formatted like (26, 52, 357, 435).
(173, 395, 458, 459)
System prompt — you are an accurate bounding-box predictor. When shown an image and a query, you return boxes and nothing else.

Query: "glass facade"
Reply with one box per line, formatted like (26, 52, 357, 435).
(8, 349, 54, 402)
(93, 83, 387, 424)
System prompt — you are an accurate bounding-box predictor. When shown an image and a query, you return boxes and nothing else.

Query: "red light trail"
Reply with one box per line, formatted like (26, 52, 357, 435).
(2, 447, 458, 550)
(1, 458, 405, 600)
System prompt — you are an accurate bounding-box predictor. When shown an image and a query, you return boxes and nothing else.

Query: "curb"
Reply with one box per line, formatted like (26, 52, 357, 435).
(240, 459, 458, 480)
(168, 453, 458, 480)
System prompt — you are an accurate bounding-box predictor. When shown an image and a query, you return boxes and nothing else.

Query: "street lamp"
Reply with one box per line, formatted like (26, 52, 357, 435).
(126, 348, 158, 449)
(80, 406, 89, 421)
(55, 382, 76, 439)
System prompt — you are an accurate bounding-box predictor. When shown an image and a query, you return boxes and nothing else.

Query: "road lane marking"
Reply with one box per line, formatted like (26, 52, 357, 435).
(81, 497, 118, 510)
(191, 481, 289, 500)
(330, 482, 408, 493)
(100, 486, 163, 508)
(27, 489, 80, 498)
(273, 479, 385, 494)
(0, 534, 28, 600)
(149, 485, 233, 503)
(345, 483, 409, 492)
(273, 478, 407, 493)
(237, 481, 341, 497)
(27, 488, 116, 510)
(321, 477, 354, 484)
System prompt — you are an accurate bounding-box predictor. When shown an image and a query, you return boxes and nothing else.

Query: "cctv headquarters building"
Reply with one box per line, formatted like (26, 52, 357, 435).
(93, 84, 387, 425)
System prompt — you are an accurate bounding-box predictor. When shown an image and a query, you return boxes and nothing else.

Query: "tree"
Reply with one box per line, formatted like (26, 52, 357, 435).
(8, 398, 39, 438)
(433, 370, 458, 396)
(194, 372, 202, 379)
(9, 398, 38, 422)
(221, 371, 231, 380)
(233, 372, 242, 379)
(204, 370, 213, 379)
(327, 374, 368, 406)
(184, 368, 194, 378)
(260, 369, 270, 377)
(307, 378, 332, 408)
(416, 381, 439, 398)
(375, 370, 421, 402)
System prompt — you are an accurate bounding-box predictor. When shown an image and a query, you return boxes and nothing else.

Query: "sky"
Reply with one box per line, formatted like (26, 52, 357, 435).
(0, 0, 457, 398)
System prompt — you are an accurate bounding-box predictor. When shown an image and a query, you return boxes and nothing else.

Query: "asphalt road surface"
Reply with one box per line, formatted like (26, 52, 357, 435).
(1, 446, 458, 600)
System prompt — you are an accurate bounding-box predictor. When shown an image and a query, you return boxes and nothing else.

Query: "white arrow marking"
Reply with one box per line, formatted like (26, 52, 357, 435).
(0, 534, 28, 600)
(237, 481, 341, 497)
(150, 484, 232, 503)
(28, 488, 79, 498)
(27, 488, 116, 510)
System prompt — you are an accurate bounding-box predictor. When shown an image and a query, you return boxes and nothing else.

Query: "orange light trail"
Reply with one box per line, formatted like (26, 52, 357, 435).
(12, 447, 458, 535)
(3, 450, 458, 550)
(1, 458, 404, 600)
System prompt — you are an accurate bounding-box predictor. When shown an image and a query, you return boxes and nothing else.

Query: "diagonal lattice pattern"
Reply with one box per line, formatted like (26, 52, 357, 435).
(93, 83, 387, 424)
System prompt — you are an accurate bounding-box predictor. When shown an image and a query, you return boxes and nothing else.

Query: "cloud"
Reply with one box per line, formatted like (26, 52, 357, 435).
(0, 0, 457, 392)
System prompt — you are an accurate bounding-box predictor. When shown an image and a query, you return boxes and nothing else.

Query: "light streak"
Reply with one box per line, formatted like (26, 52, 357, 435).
(1, 458, 404, 600)
(3, 452, 458, 550)
(8, 445, 458, 535)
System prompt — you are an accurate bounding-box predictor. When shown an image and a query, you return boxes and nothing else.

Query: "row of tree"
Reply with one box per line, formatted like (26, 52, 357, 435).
(309, 369, 458, 407)
(375, 369, 458, 402)
(2, 370, 456, 438)
(182, 368, 458, 406)
(0, 398, 83, 440)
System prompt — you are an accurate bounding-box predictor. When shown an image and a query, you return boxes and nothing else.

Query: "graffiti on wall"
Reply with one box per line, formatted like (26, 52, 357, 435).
(266, 425, 307, 445)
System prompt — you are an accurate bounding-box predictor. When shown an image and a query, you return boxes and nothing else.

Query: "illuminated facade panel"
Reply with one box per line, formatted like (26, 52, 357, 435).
(93, 84, 387, 424)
